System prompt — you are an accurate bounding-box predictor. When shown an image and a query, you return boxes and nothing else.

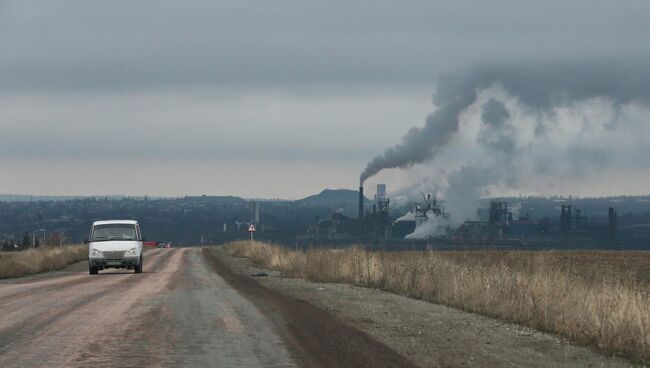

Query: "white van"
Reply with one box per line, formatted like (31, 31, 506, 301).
(86, 220, 144, 275)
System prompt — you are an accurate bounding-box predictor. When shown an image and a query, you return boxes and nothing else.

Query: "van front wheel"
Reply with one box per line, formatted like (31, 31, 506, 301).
(89, 264, 98, 275)
(134, 256, 143, 274)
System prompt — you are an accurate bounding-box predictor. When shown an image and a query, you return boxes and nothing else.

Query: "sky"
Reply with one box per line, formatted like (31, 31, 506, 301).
(1, 0, 649, 199)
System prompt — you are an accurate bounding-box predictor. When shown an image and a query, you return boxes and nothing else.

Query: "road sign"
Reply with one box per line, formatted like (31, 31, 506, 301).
(248, 224, 256, 243)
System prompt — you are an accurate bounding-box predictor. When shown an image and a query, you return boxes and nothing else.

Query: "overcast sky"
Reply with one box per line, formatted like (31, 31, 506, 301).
(1, 1, 649, 198)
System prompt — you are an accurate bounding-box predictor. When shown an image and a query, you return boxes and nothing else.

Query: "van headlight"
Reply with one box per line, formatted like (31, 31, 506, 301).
(90, 249, 103, 257)
(124, 248, 138, 256)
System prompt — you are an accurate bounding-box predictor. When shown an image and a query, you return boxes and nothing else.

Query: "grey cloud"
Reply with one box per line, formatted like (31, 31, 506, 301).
(468, 62, 650, 109)
(1, 1, 650, 92)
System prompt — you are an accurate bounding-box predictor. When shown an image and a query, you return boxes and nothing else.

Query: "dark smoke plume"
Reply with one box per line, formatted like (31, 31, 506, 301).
(359, 77, 477, 183)
(360, 61, 650, 184)
(477, 98, 515, 154)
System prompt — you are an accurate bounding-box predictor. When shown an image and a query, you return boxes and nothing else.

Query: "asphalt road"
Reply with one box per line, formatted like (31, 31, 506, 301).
(0, 248, 413, 368)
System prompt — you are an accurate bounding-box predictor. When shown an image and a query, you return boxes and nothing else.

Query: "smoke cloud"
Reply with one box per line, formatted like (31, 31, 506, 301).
(404, 210, 447, 239)
(477, 98, 515, 154)
(361, 61, 650, 184)
(359, 78, 477, 183)
(395, 211, 416, 222)
(363, 61, 650, 226)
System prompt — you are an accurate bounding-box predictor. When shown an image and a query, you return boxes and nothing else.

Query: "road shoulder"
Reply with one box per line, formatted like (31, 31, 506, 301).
(202, 248, 417, 368)
(209, 248, 634, 368)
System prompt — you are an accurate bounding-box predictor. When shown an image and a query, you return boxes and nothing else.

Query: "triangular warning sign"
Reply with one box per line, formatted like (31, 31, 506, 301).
(248, 224, 256, 232)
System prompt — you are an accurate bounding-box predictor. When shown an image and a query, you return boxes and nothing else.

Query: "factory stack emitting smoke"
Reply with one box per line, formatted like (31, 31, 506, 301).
(360, 62, 650, 228)
(358, 183, 364, 220)
(359, 76, 477, 185)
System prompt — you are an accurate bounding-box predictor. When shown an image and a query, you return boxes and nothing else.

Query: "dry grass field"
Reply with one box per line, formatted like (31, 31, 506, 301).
(224, 241, 650, 362)
(0, 245, 87, 279)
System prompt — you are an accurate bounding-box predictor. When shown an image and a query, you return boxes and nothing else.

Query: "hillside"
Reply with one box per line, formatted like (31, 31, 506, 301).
(297, 189, 370, 208)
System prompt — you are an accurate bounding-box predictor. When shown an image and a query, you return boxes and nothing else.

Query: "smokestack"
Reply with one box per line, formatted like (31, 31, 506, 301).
(358, 184, 364, 220)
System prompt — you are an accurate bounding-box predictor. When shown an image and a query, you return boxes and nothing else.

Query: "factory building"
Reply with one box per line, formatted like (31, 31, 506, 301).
(359, 183, 392, 239)
(303, 180, 627, 249)
(308, 183, 393, 241)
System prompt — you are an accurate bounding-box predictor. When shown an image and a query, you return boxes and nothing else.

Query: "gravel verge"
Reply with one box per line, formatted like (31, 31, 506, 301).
(213, 249, 639, 368)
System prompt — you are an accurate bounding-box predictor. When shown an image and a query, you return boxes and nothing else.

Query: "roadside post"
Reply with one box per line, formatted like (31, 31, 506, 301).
(248, 224, 256, 244)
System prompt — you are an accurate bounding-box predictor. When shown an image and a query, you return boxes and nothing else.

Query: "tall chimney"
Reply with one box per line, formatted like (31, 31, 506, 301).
(358, 184, 364, 220)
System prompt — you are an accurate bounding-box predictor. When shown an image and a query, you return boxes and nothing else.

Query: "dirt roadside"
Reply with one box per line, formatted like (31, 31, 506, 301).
(210, 248, 637, 368)
(203, 248, 418, 368)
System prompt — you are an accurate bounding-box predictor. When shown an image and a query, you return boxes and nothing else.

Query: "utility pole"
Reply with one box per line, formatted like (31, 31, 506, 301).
(32, 229, 45, 248)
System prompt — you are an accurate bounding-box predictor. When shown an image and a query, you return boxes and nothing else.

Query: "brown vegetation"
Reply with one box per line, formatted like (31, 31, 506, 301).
(0, 245, 87, 279)
(223, 241, 650, 362)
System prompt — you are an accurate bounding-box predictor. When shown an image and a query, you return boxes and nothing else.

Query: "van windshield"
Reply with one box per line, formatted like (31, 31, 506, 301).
(92, 224, 138, 241)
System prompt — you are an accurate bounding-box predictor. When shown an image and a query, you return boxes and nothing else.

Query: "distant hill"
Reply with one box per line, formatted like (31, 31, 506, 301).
(0, 194, 139, 202)
(297, 189, 370, 208)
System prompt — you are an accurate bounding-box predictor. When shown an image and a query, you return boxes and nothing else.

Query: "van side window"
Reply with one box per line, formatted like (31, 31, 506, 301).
(136, 225, 142, 241)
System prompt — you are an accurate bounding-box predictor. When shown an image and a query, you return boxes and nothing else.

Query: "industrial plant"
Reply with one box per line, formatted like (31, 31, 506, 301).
(297, 181, 639, 250)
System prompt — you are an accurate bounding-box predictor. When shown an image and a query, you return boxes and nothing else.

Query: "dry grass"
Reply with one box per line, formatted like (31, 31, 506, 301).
(0, 245, 87, 279)
(223, 241, 650, 362)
